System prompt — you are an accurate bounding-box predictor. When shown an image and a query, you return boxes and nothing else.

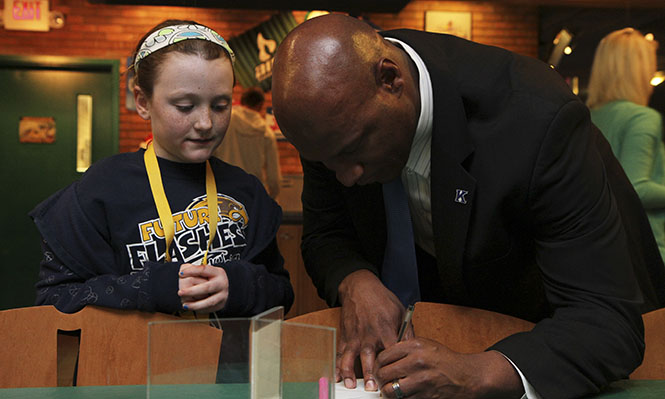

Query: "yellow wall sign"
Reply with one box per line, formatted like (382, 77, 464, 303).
(4, 0, 49, 32)
(19, 116, 56, 144)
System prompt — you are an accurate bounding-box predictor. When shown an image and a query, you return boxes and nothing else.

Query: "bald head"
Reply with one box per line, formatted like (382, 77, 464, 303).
(273, 14, 382, 99)
(272, 15, 404, 153)
(272, 14, 420, 185)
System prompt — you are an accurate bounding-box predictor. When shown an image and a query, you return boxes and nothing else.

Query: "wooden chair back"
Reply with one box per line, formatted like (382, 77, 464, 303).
(287, 302, 535, 352)
(631, 307, 665, 379)
(289, 303, 665, 381)
(0, 305, 221, 388)
(411, 302, 535, 353)
(281, 309, 339, 383)
(287, 301, 534, 380)
(286, 306, 341, 331)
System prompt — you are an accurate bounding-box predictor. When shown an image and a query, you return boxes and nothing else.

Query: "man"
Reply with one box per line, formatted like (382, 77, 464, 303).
(215, 87, 282, 199)
(271, 14, 665, 399)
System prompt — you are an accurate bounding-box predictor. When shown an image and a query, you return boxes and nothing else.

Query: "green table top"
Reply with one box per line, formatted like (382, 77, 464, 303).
(596, 379, 665, 398)
(1, 380, 664, 398)
(0, 383, 314, 399)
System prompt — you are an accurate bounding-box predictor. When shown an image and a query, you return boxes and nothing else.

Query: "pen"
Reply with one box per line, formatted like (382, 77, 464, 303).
(397, 304, 415, 342)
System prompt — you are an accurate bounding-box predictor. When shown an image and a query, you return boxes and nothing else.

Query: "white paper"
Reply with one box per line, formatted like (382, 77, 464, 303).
(335, 379, 382, 398)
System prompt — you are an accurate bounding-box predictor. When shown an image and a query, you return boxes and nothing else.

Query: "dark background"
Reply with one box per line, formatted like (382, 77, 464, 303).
(538, 6, 665, 114)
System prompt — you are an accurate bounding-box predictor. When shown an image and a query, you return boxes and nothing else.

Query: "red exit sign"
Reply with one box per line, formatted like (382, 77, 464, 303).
(4, 0, 49, 31)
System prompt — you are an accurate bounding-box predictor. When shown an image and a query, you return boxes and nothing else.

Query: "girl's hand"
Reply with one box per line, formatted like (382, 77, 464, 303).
(178, 263, 229, 313)
(178, 263, 207, 302)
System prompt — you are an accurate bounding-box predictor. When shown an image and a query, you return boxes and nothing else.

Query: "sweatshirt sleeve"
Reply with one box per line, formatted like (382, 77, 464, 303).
(34, 239, 183, 314)
(217, 238, 294, 317)
(31, 181, 184, 314)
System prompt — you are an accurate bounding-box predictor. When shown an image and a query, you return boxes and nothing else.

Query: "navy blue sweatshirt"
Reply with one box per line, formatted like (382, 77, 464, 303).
(31, 150, 293, 316)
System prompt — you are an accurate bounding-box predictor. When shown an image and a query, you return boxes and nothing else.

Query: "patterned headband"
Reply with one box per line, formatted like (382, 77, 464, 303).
(134, 24, 235, 71)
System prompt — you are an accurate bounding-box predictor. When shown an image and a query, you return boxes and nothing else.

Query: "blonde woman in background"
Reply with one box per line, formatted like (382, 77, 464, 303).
(587, 27, 665, 263)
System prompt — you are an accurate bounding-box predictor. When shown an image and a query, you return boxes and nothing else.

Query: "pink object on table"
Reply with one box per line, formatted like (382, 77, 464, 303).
(319, 377, 329, 399)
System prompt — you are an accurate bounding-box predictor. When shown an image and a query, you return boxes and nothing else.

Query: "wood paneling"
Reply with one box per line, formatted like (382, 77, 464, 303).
(277, 224, 328, 319)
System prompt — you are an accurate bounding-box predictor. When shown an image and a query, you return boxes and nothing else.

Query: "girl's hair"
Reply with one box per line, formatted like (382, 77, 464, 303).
(586, 27, 658, 108)
(131, 19, 234, 99)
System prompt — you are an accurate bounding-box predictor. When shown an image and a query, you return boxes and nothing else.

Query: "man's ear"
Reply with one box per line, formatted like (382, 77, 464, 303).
(133, 86, 151, 121)
(375, 58, 404, 95)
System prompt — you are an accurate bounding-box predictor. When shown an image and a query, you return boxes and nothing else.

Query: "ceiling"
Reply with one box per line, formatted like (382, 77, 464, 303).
(475, 0, 665, 7)
(87, 0, 411, 13)
(87, 0, 665, 13)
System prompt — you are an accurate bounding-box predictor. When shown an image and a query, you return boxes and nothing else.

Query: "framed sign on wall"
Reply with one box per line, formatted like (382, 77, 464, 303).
(425, 10, 472, 40)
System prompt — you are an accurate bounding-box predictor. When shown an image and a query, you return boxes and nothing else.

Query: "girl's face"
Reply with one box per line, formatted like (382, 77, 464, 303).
(136, 52, 234, 163)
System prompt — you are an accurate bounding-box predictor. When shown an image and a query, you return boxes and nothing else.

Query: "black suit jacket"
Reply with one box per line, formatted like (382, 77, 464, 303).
(300, 29, 665, 398)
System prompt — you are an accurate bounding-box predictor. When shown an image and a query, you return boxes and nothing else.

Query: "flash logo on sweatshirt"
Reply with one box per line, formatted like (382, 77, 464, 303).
(127, 194, 249, 269)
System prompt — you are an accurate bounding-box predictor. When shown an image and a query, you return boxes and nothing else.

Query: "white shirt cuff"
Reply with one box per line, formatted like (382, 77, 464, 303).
(500, 353, 542, 399)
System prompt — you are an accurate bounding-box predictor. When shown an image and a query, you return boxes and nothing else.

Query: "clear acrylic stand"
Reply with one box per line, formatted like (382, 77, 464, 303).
(147, 307, 335, 398)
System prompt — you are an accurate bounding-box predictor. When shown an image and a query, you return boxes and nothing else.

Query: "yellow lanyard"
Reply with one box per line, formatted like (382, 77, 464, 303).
(144, 142, 218, 264)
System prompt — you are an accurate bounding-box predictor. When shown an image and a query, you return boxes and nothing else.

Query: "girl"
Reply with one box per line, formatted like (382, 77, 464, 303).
(31, 20, 293, 317)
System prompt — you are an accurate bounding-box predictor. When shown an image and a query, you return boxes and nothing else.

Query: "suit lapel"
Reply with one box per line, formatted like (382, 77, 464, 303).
(429, 55, 476, 304)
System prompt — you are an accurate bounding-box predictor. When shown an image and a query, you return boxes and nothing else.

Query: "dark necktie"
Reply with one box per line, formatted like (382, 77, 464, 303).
(381, 177, 421, 306)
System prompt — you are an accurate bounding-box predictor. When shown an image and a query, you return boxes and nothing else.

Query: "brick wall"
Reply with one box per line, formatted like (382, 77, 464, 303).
(371, 1, 538, 56)
(0, 0, 538, 174)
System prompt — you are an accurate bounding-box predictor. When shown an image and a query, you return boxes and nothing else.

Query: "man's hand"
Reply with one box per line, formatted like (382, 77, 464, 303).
(337, 270, 410, 391)
(178, 263, 230, 313)
(375, 338, 524, 398)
